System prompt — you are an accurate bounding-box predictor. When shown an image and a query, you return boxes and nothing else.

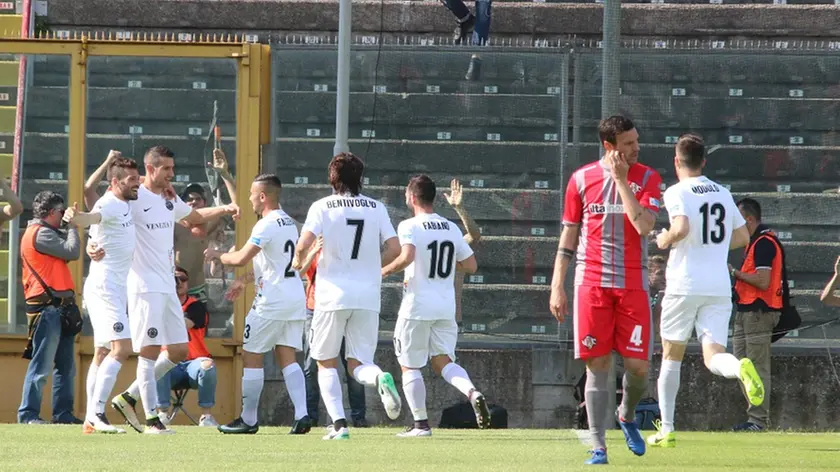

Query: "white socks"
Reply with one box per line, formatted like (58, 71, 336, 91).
(136, 357, 158, 419)
(352, 363, 383, 388)
(319, 368, 346, 423)
(281, 364, 308, 420)
(92, 357, 123, 416)
(441, 363, 476, 398)
(402, 369, 427, 421)
(126, 351, 178, 400)
(85, 361, 99, 420)
(241, 368, 264, 426)
(657, 360, 682, 434)
(708, 352, 741, 379)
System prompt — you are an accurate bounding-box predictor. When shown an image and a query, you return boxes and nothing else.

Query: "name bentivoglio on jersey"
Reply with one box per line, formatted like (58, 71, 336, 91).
(128, 185, 192, 294)
(248, 208, 305, 319)
(301, 193, 397, 313)
(397, 213, 473, 321)
(87, 191, 137, 286)
(663, 175, 745, 297)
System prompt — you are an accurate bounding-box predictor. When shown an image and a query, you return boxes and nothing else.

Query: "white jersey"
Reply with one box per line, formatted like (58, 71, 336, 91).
(301, 193, 397, 312)
(128, 185, 192, 294)
(662, 175, 746, 297)
(87, 192, 136, 287)
(397, 213, 474, 321)
(248, 209, 306, 320)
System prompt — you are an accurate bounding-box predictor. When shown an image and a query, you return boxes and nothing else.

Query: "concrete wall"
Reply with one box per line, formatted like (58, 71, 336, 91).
(260, 341, 840, 430)
(44, 1, 840, 39)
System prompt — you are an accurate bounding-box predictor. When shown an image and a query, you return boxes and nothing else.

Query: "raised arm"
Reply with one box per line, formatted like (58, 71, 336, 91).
(210, 148, 238, 207)
(445, 179, 481, 247)
(0, 169, 23, 221)
(820, 257, 840, 307)
(84, 150, 119, 210)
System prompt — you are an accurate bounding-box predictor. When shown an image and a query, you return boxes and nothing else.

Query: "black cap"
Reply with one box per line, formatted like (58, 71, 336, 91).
(181, 183, 207, 201)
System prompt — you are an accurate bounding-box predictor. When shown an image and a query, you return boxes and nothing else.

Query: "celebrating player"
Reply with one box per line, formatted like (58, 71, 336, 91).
(382, 175, 489, 437)
(206, 174, 311, 435)
(549, 115, 661, 465)
(647, 133, 762, 448)
(66, 157, 140, 434)
(292, 152, 401, 440)
(110, 145, 239, 434)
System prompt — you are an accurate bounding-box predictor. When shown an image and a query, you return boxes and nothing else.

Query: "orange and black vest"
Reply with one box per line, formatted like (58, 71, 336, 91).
(21, 223, 75, 300)
(182, 296, 210, 360)
(735, 229, 783, 311)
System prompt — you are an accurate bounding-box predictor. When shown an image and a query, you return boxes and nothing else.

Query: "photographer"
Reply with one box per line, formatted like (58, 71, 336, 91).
(18, 190, 82, 425)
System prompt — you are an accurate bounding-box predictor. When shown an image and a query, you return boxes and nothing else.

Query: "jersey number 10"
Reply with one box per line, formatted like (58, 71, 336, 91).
(699, 202, 726, 245)
(427, 240, 455, 279)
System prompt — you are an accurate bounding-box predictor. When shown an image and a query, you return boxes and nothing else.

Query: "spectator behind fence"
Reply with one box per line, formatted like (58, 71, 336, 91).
(729, 198, 786, 432)
(18, 190, 82, 425)
(156, 266, 218, 427)
(174, 148, 237, 303)
(440, 0, 491, 80)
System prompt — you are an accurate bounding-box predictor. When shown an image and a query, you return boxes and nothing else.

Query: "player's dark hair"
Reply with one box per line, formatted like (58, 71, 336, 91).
(328, 152, 364, 196)
(254, 173, 282, 195)
(107, 157, 139, 181)
(737, 198, 762, 221)
(676, 133, 705, 170)
(598, 115, 635, 145)
(175, 266, 189, 278)
(32, 190, 65, 219)
(649, 254, 666, 266)
(407, 174, 436, 205)
(144, 145, 175, 167)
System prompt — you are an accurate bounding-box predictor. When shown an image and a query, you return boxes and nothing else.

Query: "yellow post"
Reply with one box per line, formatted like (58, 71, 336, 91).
(68, 39, 88, 417)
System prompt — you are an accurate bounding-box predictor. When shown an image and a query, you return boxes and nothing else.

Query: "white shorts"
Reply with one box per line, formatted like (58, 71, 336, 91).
(243, 311, 305, 353)
(660, 294, 732, 346)
(309, 309, 379, 364)
(128, 292, 189, 352)
(393, 317, 458, 369)
(84, 280, 131, 349)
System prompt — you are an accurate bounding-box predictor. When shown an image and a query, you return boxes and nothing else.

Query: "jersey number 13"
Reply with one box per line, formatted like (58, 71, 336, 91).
(699, 202, 725, 245)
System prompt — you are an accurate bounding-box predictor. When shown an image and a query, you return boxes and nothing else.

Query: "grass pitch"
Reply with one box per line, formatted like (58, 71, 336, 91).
(0, 424, 836, 471)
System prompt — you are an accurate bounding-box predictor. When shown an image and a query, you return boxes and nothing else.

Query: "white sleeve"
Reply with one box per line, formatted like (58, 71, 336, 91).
(379, 205, 397, 243)
(173, 196, 193, 222)
(301, 202, 323, 236)
(455, 232, 474, 262)
(663, 187, 686, 218)
(248, 220, 271, 249)
(96, 197, 120, 223)
(397, 220, 415, 247)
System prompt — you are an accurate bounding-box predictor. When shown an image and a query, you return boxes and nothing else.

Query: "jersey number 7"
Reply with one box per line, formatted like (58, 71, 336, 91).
(346, 218, 364, 259)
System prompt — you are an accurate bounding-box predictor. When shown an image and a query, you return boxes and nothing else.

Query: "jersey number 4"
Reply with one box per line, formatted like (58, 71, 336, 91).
(427, 240, 454, 279)
(699, 202, 725, 245)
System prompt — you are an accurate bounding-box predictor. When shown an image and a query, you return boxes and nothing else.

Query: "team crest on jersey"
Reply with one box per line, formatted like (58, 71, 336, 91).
(165, 200, 174, 211)
(147, 327, 158, 338)
(113, 322, 124, 333)
(582, 335, 597, 350)
(629, 182, 642, 195)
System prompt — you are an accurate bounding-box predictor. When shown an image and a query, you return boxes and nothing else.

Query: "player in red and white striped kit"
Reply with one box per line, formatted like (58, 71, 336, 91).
(549, 115, 662, 465)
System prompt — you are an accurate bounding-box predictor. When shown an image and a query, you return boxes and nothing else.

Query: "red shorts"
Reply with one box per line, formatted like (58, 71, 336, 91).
(573, 285, 652, 360)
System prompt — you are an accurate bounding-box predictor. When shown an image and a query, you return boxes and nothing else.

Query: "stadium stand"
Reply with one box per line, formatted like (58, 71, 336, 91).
(8, 39, 840, 340)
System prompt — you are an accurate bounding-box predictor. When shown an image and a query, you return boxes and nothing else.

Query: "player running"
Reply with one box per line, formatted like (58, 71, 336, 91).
(65, 157, 140, 434)
(382, 175, 490, 437)
(549, 116, 661, 465)
(291, 152, 401, 440)
(205, 174, 311, 435)
(110, 145, 239, 434)
(647, 133, 762, 448)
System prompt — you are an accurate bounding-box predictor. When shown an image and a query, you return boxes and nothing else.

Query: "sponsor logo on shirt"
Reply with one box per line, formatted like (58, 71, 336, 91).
(649, 197, 660, 208)
(588, 203, 624, 215)
(165, 201, 174, 211)
(582, 335, 597, 350)
(630, 182, 642, 194)
(249, 237, 261, 245)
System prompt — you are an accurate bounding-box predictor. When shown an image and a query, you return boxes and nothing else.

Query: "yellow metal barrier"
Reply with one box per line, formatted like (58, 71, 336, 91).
(0, 34, 269, 423)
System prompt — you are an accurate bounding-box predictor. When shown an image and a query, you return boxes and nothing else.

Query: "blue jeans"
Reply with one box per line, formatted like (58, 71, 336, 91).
(18, 305, 77, 423)
(303, 310, 366, 423)
(156, 358, 217, 409)
(441, 0, 492, 45)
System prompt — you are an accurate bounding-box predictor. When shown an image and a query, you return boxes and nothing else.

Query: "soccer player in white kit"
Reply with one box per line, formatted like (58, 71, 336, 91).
(648, 133, 764, 447)
(204, 174, 311, 435)
(292, 152, 401, 440)
(64, 157, 140, 434)
(110, 145, 239, 434)
(382, 175, 491, 437)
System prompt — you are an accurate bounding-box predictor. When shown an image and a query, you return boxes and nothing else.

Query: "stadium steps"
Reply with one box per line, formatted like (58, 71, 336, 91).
(0, 8, 20, 319)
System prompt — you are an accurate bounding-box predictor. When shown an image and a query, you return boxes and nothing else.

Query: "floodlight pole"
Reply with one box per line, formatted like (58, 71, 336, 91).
(333, 0, 352, 156)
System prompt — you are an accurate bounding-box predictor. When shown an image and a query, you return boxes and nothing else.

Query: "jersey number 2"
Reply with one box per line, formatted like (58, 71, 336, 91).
(283, 240, 296, 278)
(427, 241, 455, 279)
(699, 202, 725, 245)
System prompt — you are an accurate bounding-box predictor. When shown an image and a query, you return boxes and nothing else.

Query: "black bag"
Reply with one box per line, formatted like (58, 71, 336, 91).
(438, 401, 508, 429)
(766, 233, 801, 343)
(21, 252, 83, 337)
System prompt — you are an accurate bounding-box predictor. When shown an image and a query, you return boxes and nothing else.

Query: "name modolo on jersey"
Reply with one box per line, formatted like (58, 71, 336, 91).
(690, 184, 721, 195)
